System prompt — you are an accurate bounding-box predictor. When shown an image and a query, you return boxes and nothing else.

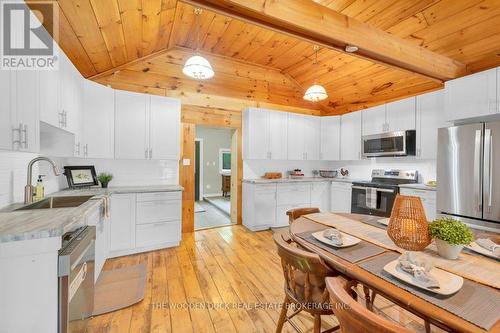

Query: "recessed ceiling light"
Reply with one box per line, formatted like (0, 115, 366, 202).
(345, 45, 359, 53)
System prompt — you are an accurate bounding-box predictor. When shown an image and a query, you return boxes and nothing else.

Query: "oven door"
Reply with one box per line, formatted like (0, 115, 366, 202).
(362, 131, 414, 158)
(351, 185, 397, 217)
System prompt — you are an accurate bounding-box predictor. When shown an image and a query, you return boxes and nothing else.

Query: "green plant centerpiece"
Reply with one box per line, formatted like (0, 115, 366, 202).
(428, 217, 473, 259)
(97, 173, 113, 188)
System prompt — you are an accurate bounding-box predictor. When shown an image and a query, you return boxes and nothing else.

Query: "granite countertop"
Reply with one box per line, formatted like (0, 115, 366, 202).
(243, 177, 358, 184)
(398, 183, 437, 191)
(0, 185, 184, 244)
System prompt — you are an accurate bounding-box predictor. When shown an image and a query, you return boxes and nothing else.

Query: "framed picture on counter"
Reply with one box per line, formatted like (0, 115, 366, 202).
(64, 166, 99, 188)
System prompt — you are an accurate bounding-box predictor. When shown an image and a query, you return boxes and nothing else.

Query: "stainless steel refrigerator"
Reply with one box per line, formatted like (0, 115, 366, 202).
(437, 121, 500, 231)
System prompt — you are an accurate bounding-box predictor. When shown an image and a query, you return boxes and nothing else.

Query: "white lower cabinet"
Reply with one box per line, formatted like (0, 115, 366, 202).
(109, 191, 182, 258)
(399, 188, 437, 221)
(86, 204, 109, 282)
(311, 182, 331, 212)
(330, 182, 352, 213)
(243, 183, 277, 231)
(244, 181, 333, 231)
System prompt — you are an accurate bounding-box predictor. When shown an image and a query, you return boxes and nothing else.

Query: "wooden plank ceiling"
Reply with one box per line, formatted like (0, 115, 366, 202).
(40, 0, 500, 115)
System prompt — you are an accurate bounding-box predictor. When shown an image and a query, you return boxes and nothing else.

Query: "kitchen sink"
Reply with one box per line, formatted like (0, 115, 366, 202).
(15, 195, 95, 211)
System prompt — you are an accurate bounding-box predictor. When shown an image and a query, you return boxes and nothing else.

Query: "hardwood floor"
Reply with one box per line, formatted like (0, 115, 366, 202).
(86, 225, 442, 333)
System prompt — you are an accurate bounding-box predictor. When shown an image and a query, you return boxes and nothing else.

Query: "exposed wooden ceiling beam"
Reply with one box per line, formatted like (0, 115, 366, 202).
(180, 0, 467, 81)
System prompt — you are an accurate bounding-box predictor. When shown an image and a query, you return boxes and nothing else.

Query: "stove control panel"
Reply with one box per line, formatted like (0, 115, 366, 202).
(371, 169, 418, 181)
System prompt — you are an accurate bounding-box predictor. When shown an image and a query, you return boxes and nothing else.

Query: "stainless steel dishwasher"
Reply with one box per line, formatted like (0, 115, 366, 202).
(59, 226, 96, 333)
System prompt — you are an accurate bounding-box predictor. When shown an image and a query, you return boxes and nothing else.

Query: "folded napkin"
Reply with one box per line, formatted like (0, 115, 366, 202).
(323, 229, 343, 246)
(397, 252, 440, 289)
(476, 238, 500, 257)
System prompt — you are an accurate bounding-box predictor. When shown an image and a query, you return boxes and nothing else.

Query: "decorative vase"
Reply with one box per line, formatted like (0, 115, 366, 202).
(387, 195, 431, 251)
(101, 182, 108, 188)
(435, 239, 463, 259)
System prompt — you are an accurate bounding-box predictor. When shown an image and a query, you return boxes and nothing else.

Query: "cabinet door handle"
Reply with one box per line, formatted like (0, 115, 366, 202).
(145, 149, 148, 159)
(149, 148, 152, 159)
(76, 142, 80, 155)
(64, 111, 67, 127)
(84, 144, 88, 157)
(22, 124, 28, 149)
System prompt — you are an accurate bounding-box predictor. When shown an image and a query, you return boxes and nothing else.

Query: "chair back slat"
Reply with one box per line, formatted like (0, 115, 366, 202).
(286, 208, 320, 224)
(326, 277, 415, 333)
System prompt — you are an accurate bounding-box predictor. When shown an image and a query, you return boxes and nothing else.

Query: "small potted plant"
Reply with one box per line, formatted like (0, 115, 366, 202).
(428, 217, 473, 259)
(97, 172, 113, 188)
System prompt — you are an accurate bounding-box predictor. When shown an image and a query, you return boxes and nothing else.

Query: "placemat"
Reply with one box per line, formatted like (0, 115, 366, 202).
(295, 229, 386, 263)
(358, 252, 500, 330)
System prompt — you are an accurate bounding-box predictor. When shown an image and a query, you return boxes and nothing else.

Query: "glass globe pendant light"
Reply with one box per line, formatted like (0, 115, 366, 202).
(182, 8, 214, 80)
(303, 46, 327, 102)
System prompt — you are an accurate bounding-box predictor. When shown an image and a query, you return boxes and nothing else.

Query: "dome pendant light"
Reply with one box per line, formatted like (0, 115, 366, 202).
(303, 46, 328, 102)
(182, 8, 214, 80)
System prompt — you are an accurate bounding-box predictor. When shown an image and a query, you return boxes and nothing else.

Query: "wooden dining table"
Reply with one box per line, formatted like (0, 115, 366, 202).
(290, 213, 500, 333)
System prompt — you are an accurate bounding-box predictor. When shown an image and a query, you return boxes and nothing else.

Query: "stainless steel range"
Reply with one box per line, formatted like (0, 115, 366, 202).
(351, 169, 418, 217)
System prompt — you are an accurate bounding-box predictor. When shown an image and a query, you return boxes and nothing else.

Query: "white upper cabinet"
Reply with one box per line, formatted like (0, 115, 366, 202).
(39, 67, 60, 128)
(287, 113, 306, 160)
(416, 90, 446, 159)
(0, 70, 13, 150)
(115, 90, 149, 159)
(149, 96, 180, 160)
(82, 80, 115, 159)
(362, 104, 386, 135)
(340, 111, 362, 160)
(445, 68, 498, 121)
(12, 70, 39, 153)
(243, 107, 287, 160)
(320, 116, 340, 160)
(243, 108, 270, 159)
(268, 110, 288, 160)
(303, 115, 321, 160)
(386, 97, 416, 132)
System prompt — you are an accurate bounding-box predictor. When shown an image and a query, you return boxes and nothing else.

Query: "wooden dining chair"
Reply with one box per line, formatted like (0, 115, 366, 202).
(286, 207, 320, 224)
(325, 276, 415, 333)
(273, 232, 340, 333)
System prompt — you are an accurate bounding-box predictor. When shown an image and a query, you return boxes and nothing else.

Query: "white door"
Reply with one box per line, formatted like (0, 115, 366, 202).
(39, 68, 60, 128)
(362, 104, 386, 135)
(0, 70, 13, 150)
(445, 68, 497, 121)
(14, 71, 39, 152)
(304, 115, 321, 160)
(287, 113, 305, 160)
(149, 96, 180, 160)
(82, 80, 115, 158)
(320, 116, 340, 160)
(331, 183, 352, 213)
(243, 108, 270, 159)
(114, 90, 149, 159)
(311, 182, 330, 212)
(386, 97, 416, 132)
(340, 112, 362, 160)
(109, 194, 136, 252)
(268, 110, 287, 160)
(416, 90, 446, 159)
(254, 185, 276, 227)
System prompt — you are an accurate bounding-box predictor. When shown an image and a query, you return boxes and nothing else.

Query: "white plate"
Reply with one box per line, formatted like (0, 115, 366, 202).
(378, 218, 390, 226)
(465, 242, 500, 260)
(383, 260, 463, 296)
(312, 230, 361, 248)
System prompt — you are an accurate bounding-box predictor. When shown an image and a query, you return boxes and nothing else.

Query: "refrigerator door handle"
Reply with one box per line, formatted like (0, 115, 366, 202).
(484, 129, 493, 212)
(473, 130, 482, 213)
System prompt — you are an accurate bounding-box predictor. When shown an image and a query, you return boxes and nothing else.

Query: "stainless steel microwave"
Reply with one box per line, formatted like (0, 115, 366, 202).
(362, 130, 416, 158)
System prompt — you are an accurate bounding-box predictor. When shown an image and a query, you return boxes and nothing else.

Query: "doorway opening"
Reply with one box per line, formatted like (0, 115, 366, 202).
(194, 126, 236, 230)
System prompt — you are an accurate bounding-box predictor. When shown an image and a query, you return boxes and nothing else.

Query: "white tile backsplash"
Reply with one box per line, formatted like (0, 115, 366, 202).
(244, 157, 436, 183)
(63, 158, 179, 187)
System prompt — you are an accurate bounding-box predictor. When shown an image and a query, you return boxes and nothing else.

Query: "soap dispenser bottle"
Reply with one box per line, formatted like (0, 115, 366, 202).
(34, 175, 45, 202)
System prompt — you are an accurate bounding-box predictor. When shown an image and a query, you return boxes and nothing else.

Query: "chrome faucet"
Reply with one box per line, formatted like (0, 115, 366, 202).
(25, 157, 61, 204)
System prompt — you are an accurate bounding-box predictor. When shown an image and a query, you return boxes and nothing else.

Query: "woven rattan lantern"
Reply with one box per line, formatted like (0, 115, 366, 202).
(387, 195, 431, 251)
